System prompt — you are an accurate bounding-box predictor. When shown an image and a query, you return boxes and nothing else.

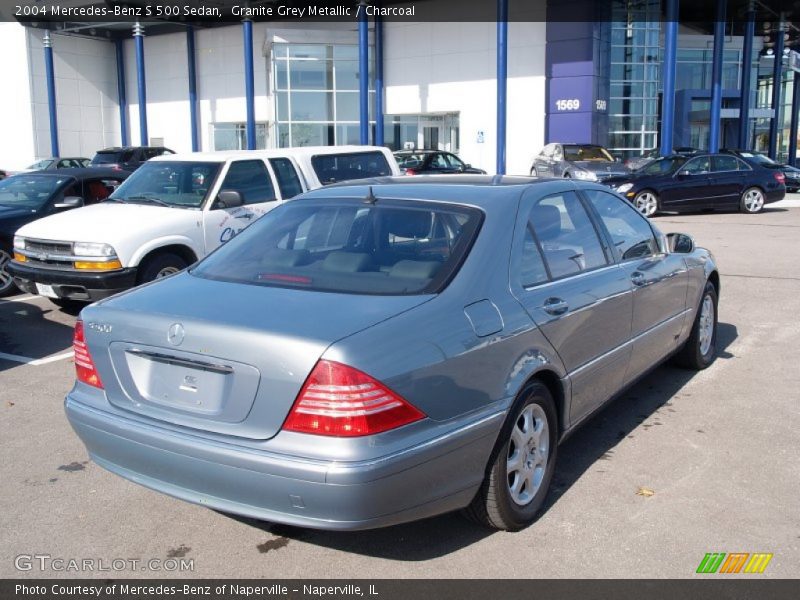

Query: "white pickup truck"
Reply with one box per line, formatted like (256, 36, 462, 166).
(10, 145, 399, 305)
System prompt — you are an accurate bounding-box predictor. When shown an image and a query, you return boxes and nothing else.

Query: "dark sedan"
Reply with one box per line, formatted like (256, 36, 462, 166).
(530, 143, 629, 182)
(90, 146, 175, 172)
(605, 154, 785, 217)
(0, 168, 128, 296)
(722, 149, 800, 193)
(394, 150, 486, 175)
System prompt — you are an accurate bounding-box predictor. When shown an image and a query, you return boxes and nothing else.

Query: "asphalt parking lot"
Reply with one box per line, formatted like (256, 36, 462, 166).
(1, 198, 799, 579)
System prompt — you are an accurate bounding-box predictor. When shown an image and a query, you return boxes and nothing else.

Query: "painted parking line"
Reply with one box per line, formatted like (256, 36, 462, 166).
(0, 294, 41, 304)
(0, 350, 73, 366)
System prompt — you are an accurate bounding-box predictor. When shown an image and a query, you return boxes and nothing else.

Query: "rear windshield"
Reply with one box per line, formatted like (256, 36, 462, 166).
(311, 152, 392, 185)
(192, 198, 483, 295)
(92, 150, 133, 164)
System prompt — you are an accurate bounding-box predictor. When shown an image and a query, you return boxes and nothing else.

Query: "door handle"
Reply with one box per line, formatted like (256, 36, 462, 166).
(542, 297, 569, 316)
(631, 271, 647, 287)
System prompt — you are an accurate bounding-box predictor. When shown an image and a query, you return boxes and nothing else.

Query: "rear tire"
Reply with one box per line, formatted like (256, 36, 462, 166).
(464, 382, 557, 531)
(0, 249, 18, 297)
(740, 187, 765, 214)
(674, 281, 718, 370)
(136, 253, 188, 285)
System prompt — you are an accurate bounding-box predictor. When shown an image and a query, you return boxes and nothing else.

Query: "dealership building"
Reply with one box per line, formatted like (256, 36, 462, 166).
(1, 0, 799, 175)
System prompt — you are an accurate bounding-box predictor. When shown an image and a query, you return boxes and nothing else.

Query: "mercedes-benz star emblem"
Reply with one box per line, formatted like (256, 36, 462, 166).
(167, 323, 185, 346)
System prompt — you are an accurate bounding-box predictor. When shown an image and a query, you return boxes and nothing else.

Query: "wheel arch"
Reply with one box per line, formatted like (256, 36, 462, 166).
(137, 243, 199, 270)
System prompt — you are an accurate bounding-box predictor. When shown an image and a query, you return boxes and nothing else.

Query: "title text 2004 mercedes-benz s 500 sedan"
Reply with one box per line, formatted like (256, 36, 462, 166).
(65, 176, 719, 531)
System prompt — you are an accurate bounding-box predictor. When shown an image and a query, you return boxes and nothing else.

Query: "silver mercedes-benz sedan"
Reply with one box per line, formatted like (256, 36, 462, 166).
(66, 176, 719, 531)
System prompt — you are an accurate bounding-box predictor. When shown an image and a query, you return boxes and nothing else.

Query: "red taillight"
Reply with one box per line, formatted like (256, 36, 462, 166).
(73, 320, 103, 389)
(405, 168, 417, 176)
(774, 171, 786, 183)
(282, 360, 425, 437)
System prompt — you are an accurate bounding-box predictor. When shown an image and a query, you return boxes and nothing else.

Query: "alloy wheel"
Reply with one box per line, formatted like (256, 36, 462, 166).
(743, 189, 765, 213)
(698, 293, 715, 356)
(156, 266, 181, 279)
(634, 192, 658, 217)
(506, 404, 550, 506)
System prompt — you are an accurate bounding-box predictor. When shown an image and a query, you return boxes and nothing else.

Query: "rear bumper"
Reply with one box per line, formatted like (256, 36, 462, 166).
(8, 261, 137, 301)
(765, 188, 785, 204)
(65, 395, 502, 531)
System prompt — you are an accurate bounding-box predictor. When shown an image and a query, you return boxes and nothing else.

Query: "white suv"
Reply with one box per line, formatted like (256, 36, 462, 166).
(10, 146, 398, 305)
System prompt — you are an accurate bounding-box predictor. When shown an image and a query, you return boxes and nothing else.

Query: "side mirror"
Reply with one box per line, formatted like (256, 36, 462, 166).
(53, 196, 84, 209)
(215, 190, 243, 209)
(667, 232, 695, 254)
(677, 170, 691, 177)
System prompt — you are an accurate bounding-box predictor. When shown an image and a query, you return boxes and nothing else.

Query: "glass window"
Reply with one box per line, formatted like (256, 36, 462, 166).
(218, 160, 276, 206)
(0, 175, 70, 210)
(110, 162, 222, 208)
(212, 123, 267, 151)
(269, 158, 304, 199)
(519, 227, 549, 287)
(292, 123, 334, 147)
(444, 153, 466, 169)
(290, 91, 333, 121)
(712, 155, 741, 172)
(311, 151, 392, 185)
(192, 199, 484, 296)
(683, 156, 711, 174)
(290, 59, 332, 90)
(275, 60, 288, 90)
(529, 192, 608, 279)
(584, 190, 658, 260)
(335, 91, 359, 121)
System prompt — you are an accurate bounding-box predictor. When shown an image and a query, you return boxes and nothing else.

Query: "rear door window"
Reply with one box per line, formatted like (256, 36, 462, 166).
(311, 151, 392, 184)
(269, 158, 304, 199)
(712, 155, 740, 172)
(193, 199, 483, 295)
(218, 160, 277, 205)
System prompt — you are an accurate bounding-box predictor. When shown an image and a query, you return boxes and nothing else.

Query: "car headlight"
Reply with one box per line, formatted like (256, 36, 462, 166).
(73, 242, 117, 257)
(616, 183, 634, 193)
(13, 236, 25, 250)
(573, 170, 597, 181)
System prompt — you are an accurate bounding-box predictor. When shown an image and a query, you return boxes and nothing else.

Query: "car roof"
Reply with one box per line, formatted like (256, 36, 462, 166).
(393, 150, 439, 154)
(300, 175, 596, 211)
(24, 168, 129, 178)
(149, 145, 391, 163)
(95, 146, 168, 152)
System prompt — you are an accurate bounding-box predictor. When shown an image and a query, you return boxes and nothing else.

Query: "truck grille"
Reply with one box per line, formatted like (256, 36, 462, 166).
(25, 239, 73, 256)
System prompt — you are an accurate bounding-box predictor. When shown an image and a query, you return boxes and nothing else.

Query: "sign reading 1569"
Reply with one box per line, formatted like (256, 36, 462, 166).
(555, 99, 581, 111)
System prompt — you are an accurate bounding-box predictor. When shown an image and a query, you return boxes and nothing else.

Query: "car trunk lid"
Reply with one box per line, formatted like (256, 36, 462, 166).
(85, 273, 432, 440)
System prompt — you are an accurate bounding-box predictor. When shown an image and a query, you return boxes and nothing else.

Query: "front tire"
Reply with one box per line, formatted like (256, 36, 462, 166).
(136, 253, 188, 285)
(633, 190, 659, 217)
(740, 187, 765, 213)
(675, 281, 718, 370)
(0, 249, 18, 297)
(464, 382, 557, 531)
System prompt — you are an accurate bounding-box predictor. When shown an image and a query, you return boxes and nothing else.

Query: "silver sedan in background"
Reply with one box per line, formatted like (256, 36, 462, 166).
(65, 177, 719, 531)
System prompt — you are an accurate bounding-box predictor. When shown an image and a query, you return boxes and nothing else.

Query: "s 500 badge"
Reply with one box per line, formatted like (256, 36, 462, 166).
(87, 322, 113, 334)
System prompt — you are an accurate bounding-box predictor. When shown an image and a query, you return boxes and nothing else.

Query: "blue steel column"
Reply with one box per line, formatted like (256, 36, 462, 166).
(242, 19, 256, 150)
(42, 30, 60, 156)
(659, 0, 679, 155)
(738, 4, 755, 148)
(496, 0, 508, 175)
(187, 26, 199, 152)
(374, 9, 384, 146)
(115, 40, 129, 146)
(708, 0, 726, 153)
(788, 72, 800, 166)
(768, 18, 785, 159)
(358, 0, 369, 145)
(133, 22, 148, 145)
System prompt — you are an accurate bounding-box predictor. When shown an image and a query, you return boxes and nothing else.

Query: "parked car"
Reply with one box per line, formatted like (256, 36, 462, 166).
(605, 153, 785, 217)
(22, 157, 91, 172)
(625, 147, 698, 171)
(0, 168, 128, 297)
(394, 150, 486, 175)
(722, 148, 800, 193)
(90, 146, 175, 172)
(65, 176, 719, 531)
(9, 146, 400, 305)
(530, 143, 629, 181)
